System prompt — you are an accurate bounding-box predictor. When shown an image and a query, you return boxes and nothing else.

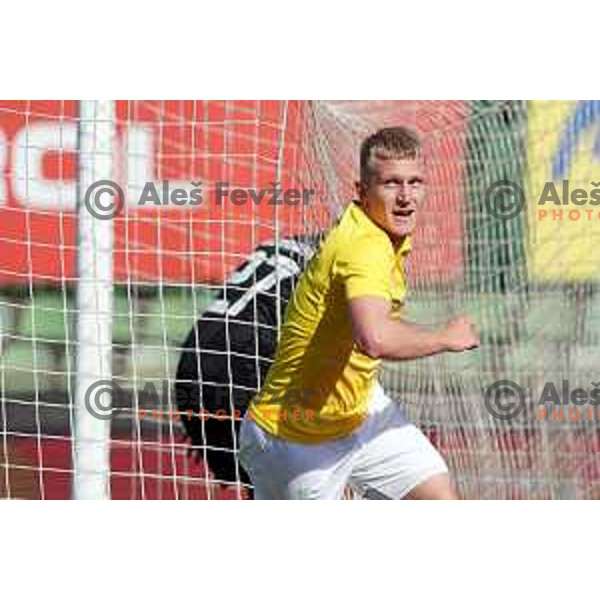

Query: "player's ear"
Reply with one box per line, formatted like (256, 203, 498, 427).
(355, 180, 366, 202)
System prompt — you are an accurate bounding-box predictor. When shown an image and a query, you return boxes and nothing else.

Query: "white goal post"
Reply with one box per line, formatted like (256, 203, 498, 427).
(73, 100, 116, 499)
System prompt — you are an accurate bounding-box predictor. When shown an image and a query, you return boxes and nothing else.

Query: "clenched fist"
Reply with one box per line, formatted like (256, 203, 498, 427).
(442, 316, 480, 352)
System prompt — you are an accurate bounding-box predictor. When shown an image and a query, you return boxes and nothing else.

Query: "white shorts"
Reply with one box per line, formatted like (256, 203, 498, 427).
(239, 383, 448, 499)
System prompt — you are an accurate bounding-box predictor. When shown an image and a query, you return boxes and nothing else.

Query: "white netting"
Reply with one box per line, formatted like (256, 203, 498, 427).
(1, 100, 599, 499)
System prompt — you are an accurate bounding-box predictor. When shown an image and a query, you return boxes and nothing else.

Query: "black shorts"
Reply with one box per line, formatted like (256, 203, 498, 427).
(175, 311, 277, 486)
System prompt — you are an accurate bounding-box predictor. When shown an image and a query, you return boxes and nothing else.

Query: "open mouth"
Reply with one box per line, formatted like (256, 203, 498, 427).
(393, 209, 415, 218)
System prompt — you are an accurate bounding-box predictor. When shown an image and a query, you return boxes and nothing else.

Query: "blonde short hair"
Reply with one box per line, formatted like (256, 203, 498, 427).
(360, 127, 421, 183)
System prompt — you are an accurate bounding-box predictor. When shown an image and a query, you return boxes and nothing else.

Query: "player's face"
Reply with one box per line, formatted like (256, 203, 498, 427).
(357, 158, 425, 242)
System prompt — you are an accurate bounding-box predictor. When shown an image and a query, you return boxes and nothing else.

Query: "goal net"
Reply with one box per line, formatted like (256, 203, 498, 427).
(1, 100, 599, 499)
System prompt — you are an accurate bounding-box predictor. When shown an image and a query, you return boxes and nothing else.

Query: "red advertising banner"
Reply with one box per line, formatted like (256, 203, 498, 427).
(0, 100, 466, 286)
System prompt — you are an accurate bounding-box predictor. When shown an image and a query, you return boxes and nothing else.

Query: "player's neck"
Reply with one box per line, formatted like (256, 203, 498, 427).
(388, 232, 408, 253)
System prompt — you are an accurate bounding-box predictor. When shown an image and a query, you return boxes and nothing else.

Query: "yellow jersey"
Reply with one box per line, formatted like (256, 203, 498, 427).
(248, 201, 411, 443)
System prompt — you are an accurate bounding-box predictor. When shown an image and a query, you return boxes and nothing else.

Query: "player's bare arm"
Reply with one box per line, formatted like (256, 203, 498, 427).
(348, 296, 480, 360)
(242, 127, 463, 499)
